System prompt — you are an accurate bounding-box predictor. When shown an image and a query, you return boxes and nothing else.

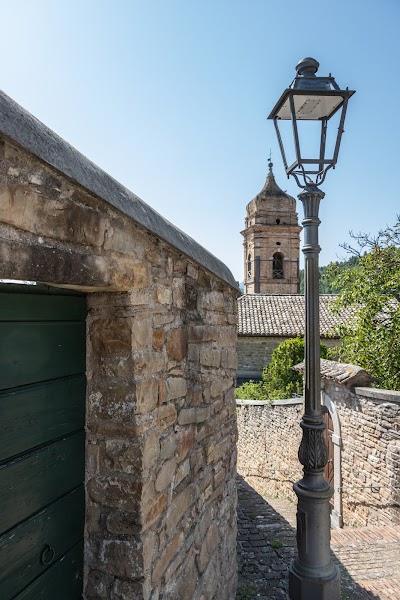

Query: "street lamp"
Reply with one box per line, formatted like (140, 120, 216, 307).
(268, 58, 355, 600)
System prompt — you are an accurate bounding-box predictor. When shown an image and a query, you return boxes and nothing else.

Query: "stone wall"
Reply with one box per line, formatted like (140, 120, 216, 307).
(236, 385, 400, 528)
(325, 382, 400, 528)
(236, 399, 302, 503)
(0, 100, 238, 600)
(85, 275, 238, 600)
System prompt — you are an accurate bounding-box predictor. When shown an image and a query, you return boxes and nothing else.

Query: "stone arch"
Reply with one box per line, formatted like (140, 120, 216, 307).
(322, 392, 343, 528)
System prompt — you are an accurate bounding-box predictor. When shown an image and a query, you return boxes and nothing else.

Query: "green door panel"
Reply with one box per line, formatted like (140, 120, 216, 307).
(0, 431, 85, 534)
(0, 487, 84, 599)
(0, 285, 86, 599)
(0, 375, 85, 463)
(14, 541, 83, 600)
(0, 292, 86, 322)
(0, 322, 86, 390)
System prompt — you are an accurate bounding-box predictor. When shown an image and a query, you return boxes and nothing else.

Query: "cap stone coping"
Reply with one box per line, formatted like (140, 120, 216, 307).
(354, 387, 400, 404)
(236, 398, 303, 407)
(0, 90, 238, 290)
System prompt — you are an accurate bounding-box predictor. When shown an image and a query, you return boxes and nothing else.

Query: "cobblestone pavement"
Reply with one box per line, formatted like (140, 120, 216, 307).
(236, 476, 400, 600)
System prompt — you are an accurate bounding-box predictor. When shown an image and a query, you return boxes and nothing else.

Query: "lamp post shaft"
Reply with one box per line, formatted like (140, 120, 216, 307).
(288, 186, 340, 599)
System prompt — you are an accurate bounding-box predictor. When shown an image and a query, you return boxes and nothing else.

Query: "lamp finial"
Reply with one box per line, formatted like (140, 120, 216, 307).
(295, 57, 319, 76)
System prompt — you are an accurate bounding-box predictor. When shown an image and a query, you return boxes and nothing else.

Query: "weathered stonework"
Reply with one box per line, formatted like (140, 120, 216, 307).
(237, 383, 400, 529)
(236, 399, 303, 503)
(0, 97, 239, 600)
(325, 381, 400, 528)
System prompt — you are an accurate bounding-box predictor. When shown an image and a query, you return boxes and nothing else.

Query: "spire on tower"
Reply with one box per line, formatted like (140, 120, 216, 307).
(268, 149, 273, 173)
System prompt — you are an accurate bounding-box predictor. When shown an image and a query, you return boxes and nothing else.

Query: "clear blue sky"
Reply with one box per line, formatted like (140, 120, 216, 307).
(1, 1, 399, 282)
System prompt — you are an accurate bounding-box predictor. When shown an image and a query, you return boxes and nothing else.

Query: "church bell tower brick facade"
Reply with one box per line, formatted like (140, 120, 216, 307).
(241, 162, 301, 294)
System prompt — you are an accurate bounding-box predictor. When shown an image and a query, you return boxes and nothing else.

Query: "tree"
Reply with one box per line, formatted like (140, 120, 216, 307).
(236, 337, 329, 400)
(299, 255, 359, 294)
(328, 218, 400, 391)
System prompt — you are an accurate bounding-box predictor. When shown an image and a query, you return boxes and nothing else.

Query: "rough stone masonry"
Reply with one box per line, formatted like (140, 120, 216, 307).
(0, 90, 239, 599)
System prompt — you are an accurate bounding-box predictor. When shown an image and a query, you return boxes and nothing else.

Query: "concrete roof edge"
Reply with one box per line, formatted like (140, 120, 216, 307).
(0, 90, 239, 291)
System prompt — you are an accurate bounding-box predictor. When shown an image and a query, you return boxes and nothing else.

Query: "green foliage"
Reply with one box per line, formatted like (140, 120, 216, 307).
(270, 539, 283, 549)
(299, 255, 358, 294)
(329, 221, 400, 391)
(236, 337, 329, 400)
(236, 583, 256, 600)
(235, 379, 269, 401)
(263, 337, 329, 400)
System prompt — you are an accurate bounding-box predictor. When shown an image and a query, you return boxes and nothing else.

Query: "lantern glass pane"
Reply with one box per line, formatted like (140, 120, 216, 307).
(277, 94, 344, 120)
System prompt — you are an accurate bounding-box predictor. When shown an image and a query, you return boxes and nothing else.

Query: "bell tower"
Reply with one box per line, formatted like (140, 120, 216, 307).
(241, 161, 301, 294)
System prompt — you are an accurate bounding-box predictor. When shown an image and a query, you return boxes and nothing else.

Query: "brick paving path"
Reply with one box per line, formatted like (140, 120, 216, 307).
(236, 476, 400, 600)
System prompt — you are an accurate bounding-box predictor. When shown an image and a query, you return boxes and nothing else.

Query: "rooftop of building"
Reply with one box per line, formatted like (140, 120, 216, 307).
(238, 293, 355, 338)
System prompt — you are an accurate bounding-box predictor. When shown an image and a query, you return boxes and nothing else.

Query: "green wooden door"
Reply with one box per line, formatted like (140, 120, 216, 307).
(0, 284, 86, 599)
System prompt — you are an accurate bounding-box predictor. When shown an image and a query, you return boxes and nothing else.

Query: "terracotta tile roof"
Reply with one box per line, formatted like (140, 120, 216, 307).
(238, 294, 354, 338)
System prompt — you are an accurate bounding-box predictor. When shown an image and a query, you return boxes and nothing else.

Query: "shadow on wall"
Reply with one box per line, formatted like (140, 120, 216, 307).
(236, 475, 382, 600)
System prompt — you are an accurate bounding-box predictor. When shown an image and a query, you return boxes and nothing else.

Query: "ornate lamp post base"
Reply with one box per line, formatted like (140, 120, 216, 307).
(289, 482, 340, 599)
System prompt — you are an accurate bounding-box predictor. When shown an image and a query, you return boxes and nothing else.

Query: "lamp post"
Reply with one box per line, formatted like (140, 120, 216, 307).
(268, 58, 355, 600)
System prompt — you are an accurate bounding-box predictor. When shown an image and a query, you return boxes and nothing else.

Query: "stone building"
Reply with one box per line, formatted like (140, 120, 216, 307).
(236, 360, 400, 529)
(237, 294, 353, 384)
(0, 91, 239, 599)
(241, 161, 301, 295)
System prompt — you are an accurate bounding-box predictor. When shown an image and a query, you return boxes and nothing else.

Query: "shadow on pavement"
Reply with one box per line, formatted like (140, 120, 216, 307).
(236, 475, 380, 600)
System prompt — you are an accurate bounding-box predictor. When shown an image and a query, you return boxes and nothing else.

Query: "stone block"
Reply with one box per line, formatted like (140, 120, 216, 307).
(172, 278, 185, 309)
(200, 347, 220, 368)
(177, 408, 196, 425)
(163, 556, 198, 600)
(155, 458, 177, 492)
(87, 475, 142, 513)
(175, 459, 190, 487)
(106, 509, 141, 535)
(166, 377, 187, 401)
(143, 493, 168, 528)
(187, 264, 198, 279)
(176, 426, 195, 462)
(111, 578, 144, 600)
(142, 431, 160, 469)
(160, 433, 177, 460)
(131, 263, 148, 289)
(103, 439, 142, 475)
(85, 569, 113, 599)
(131, 317, 152, 351)
(152, 330, 165, 350)
(152, 531, 184, 584)
(90, 317, 132, 354)
(166, 328, 188, 361)
(167, 483, 199, 534)
(157, 404, 177, 428)
(156, 287, 172, 305)
(134, 352, 166, 375)
(135, 379, 159, 414)
(92, 538, 144, 579)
